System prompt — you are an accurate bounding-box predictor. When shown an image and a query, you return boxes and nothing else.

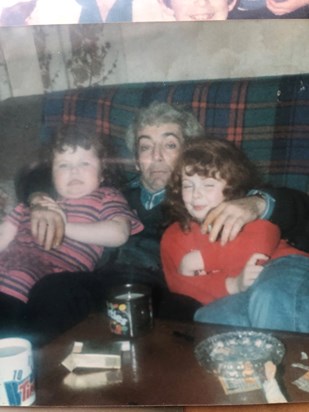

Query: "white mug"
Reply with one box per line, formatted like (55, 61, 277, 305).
(0, 338, 35, 406)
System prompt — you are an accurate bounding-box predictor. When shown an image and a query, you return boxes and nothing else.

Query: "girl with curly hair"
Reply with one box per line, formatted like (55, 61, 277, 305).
(161, 137, 309, 332)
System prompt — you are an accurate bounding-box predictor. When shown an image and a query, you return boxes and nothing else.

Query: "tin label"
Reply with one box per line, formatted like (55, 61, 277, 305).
(107, 302, 130, 336)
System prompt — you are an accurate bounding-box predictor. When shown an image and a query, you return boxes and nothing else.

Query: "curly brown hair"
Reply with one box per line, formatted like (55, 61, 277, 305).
(165, 137, 262, 231)
(126, 101, 204, 156)
(43, 122, 124, 188)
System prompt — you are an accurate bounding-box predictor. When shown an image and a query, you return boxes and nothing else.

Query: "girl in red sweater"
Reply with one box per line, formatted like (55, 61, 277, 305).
(161, 138, 309, 332)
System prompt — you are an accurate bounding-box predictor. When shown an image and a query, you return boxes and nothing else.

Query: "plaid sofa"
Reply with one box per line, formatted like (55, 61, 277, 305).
(41, 74, 309, 194)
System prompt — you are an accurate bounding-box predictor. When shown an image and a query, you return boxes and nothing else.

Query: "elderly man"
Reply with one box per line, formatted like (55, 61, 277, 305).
(21, 102, 309, 344)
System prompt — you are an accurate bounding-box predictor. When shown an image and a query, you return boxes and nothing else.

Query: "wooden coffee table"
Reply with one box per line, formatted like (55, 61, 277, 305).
(33, 313, 309, 406)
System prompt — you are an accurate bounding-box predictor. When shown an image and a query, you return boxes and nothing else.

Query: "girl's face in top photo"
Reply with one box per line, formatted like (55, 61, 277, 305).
(52, 145, 102, 199)
(181, 168, 226, 222)
(168, 0, 235, 21)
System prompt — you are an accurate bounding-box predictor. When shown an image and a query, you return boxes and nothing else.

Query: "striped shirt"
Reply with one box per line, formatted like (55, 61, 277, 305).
(0, 186, 143, 303)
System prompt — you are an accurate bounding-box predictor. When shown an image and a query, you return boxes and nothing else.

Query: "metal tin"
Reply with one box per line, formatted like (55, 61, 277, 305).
(106, 284, 153, 338)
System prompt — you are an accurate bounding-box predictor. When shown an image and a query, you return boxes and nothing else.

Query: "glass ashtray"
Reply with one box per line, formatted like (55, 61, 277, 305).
(195, 330, 285, 380)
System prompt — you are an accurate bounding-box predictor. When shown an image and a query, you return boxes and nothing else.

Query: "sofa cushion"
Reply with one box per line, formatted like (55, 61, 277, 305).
(41, 75, 309, 193)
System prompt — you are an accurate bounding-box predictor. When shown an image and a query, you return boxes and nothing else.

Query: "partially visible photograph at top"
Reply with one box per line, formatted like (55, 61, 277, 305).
(0, 0, 308, 26)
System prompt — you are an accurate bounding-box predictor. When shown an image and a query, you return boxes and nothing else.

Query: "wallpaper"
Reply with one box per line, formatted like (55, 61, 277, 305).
(0, 20, 309, 101)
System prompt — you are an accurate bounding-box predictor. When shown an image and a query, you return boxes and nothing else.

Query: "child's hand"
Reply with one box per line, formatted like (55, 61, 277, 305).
(266, 0, 308, 15)
(236, 253, 269, 292)
(178, 250, 206, 276)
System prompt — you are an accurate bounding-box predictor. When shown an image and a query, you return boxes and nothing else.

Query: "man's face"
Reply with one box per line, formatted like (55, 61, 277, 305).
(167, 0, 235, 21)
(136, 123, 184, 193)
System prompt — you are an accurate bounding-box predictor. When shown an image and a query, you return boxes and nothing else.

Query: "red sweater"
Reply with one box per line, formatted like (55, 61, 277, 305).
(160, 220, 309, 305)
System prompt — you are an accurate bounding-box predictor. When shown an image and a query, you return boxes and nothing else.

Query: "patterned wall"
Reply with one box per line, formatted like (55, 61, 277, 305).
(0, 24, 121, 100)
(1, 20, 309, 101)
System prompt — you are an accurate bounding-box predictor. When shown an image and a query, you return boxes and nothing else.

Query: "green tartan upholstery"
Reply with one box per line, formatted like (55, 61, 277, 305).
(41, 74, 309, 193)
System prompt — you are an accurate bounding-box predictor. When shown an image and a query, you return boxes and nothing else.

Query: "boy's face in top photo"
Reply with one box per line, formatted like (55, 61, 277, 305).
(162, 0, 237, 21)
(52, 146, 102, 199)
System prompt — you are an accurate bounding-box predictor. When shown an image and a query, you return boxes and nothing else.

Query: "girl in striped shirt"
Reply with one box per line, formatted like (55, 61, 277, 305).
(0, 123, 143, 330)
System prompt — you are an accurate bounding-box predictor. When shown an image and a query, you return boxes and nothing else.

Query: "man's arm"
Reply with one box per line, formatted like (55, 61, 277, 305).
(15, 162, 55, 204)
(267, 187, 309, 252)
(15, 163, 65, 250)
(202, 186, 309, 252)
(30, 204, 65, 250)
(201, 195, 266, 245)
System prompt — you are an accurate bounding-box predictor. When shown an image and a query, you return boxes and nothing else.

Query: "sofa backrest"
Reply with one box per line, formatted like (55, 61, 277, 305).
(41, 74, 309, 193)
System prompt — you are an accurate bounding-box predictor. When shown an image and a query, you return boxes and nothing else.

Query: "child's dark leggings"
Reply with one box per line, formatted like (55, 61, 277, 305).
(0, 292, 27, 337)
